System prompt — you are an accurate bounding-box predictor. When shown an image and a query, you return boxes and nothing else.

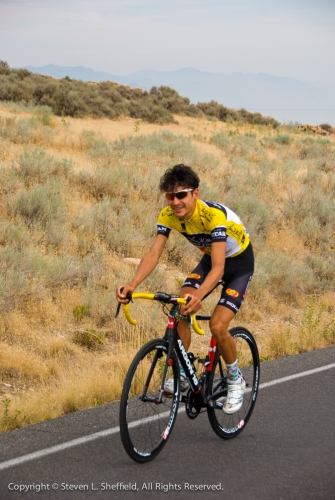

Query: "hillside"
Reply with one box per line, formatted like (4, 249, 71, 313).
(0, 100, 334, 432)
(24, 64, 335, 126)
(0, 61, 279, 127)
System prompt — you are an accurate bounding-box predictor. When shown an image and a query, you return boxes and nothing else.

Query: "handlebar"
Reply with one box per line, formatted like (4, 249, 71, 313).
(116, 292, 205, 335)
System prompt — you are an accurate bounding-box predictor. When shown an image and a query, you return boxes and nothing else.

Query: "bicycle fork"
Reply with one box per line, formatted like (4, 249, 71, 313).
(139, 347, 166, 404)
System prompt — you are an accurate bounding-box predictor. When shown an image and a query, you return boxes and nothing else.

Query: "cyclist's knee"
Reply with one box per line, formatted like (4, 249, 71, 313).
(209, 318, 231, 340)
(210, 306, 234, 339)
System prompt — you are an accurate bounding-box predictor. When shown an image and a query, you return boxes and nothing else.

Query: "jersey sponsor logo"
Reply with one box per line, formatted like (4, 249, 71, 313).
(187, 235, 212, 247)
(226, 288, 239, 298)
(212, 230, 226, 238)
(157, 224, 170, 235)
(160, 207, 174, 218)
(177, 339, 199, 387)
(188, 234, 212, 246)
(199, 207, 214, 223)
(227, 224, 244, 240)
(187, 273, 201, 279)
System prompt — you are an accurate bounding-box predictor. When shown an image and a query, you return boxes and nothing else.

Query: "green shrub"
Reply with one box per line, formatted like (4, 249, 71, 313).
(0, 221, 30, 250)
(252, 250, 316, 301)
(72, 329, 105, 349)
(283, 186, 335, 225)
(272, 134, 292, 145)
(18, 148, 72, 185)
(0, 246, 99, 311)
(318, 123, 333, 133)
(73, 305, 90, 322)
(34, 106, 54, 126)
(210, 132, 230, 150)
(227, 194, 276, 240)
(0, 60, 11, 75)
(11, 181, 65, 229)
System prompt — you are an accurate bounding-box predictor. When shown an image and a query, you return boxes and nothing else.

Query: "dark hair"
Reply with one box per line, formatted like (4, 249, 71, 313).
(159, 164, 200, 192)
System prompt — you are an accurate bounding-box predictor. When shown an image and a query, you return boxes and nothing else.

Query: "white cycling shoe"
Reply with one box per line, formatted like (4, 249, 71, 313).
(223, 379, 246, 414)
(164, 374, 189, 395)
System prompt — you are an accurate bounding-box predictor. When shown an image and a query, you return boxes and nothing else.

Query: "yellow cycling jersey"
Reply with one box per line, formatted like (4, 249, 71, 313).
(157, 199, 250, 257)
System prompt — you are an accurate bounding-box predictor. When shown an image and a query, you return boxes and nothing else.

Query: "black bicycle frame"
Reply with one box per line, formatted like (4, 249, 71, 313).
(162, 304, 210, 405)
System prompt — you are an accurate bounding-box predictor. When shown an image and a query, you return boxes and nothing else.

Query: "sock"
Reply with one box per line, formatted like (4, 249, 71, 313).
(226, 359, 242, 385)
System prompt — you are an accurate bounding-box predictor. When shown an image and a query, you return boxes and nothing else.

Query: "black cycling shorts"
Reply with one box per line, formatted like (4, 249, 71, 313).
(181, 243, 254, 314)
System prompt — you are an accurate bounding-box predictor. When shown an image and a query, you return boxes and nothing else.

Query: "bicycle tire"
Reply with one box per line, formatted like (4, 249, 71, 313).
(207, 327, 260, 439)
(119, 338, 180, 463)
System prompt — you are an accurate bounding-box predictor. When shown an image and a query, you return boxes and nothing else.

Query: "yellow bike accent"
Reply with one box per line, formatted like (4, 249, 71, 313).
(122, 293, 205, 335)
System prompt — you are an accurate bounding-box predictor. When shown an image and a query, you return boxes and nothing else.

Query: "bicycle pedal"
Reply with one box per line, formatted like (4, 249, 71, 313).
(209, 400, 223, 410)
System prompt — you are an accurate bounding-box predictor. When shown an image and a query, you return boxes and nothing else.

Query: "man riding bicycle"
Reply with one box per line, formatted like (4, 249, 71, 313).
(116, 164, 254, 414)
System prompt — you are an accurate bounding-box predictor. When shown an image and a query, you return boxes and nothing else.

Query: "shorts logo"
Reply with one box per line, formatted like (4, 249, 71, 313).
(226, 288, 239, 298)
(187, 273, 201, 279)
(219, 298, 238, 312)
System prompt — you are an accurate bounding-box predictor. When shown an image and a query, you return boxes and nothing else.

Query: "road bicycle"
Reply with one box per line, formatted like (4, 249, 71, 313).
(117, 290, 260, 463)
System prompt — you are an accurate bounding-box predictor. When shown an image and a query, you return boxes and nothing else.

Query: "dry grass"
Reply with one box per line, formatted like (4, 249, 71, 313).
(0, 102, 334, 432)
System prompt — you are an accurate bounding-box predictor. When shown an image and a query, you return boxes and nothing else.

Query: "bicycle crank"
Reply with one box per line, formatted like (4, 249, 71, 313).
(185, 388, 204, 419)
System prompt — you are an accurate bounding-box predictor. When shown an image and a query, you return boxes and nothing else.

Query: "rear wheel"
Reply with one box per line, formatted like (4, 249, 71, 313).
(119, 339, 179, 462)
(207, 327, 260, 439)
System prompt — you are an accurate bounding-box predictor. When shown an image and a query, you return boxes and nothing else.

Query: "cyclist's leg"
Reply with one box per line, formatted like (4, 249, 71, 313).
(210, 299, 248, 414)
(210, 268, 253, 361)
(210, 246, 254, 413)
(210, 243, 254, 360)
(209, 305, 236, 364)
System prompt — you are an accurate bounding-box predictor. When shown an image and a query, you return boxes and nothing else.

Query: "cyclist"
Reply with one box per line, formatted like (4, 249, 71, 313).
(116, 164, 254, 414)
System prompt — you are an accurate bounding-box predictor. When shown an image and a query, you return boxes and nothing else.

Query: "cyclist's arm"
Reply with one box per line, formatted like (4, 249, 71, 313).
(182, 241, 226, 314)
(116, 234, 167, 303)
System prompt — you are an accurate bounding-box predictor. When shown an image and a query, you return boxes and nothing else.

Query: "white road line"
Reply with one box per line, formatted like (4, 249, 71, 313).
(0, 362, 334, 472)
(259, 363, 335, 389)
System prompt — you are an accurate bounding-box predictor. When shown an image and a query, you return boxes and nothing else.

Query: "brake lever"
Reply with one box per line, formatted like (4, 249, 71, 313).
(115, 287, 133, 318)
(115, 302, 121, 319)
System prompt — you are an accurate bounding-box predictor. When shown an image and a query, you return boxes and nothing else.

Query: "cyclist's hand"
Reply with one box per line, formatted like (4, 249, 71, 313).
(181, 292, 202, 315)
(116, 285, 134, 304)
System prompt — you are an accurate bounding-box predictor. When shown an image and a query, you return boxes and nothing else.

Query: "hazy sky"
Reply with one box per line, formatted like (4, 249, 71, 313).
(1, 0, 334, 83)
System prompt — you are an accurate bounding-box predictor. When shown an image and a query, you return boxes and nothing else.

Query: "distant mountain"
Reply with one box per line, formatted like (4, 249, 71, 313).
(24, 65, 335, 125)
(24, 64, 126, 85)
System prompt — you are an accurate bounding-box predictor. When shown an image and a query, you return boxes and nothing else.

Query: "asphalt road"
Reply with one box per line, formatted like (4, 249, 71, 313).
(0, 346, 334, 500)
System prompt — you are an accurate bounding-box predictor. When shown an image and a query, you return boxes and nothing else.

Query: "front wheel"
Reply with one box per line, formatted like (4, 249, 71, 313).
(207, 327, 260, 439)
(119, 339, 180, 463)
